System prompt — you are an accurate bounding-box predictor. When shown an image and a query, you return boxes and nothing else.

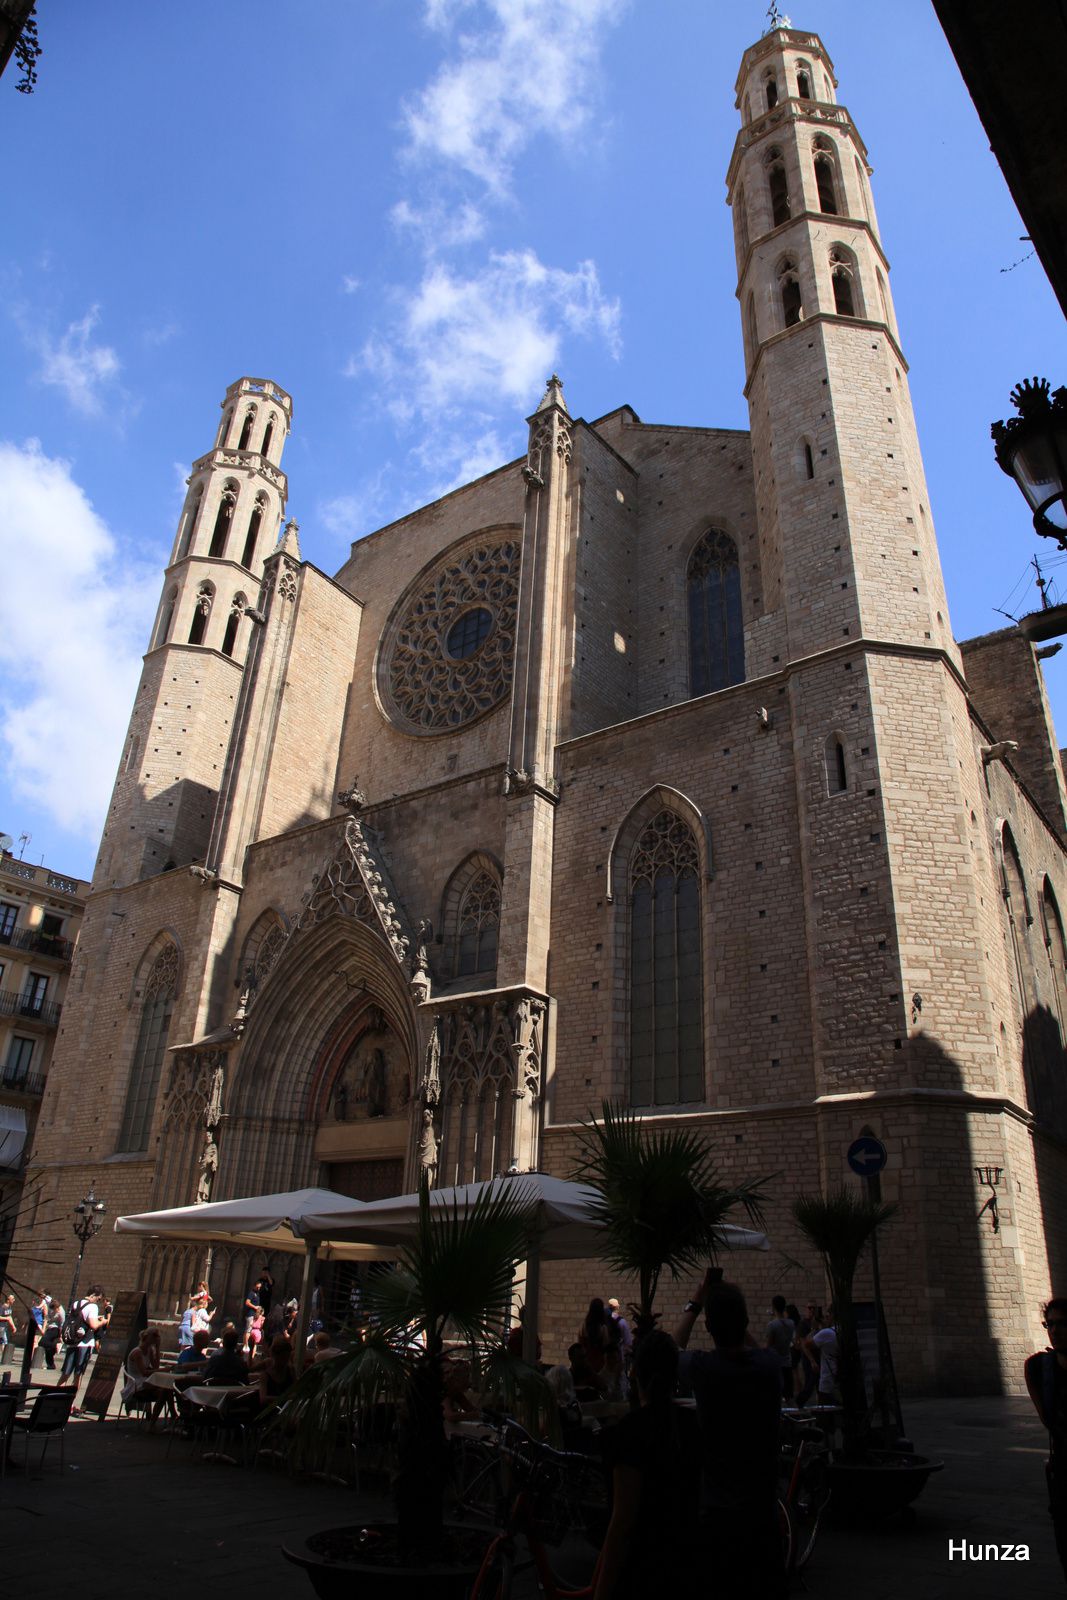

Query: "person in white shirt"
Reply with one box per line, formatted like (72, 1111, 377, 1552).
(806, 1313, 839, 1399)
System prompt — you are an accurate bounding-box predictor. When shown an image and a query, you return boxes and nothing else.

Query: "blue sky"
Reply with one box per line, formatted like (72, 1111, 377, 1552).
(2, 1, 1066, 879)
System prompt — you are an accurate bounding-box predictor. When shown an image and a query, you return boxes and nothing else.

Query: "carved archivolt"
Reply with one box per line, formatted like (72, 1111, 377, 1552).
(429, 991, 546, 1185)
(377, 535, 521, 734)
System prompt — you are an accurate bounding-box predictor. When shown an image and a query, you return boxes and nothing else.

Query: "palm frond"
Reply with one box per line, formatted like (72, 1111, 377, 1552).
(792, 1187, 897, 1287)
(573, 1101, 773, 1313)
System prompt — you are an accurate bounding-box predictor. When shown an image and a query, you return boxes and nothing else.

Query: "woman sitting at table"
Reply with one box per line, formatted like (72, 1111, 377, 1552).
(122, 1328, 166, 1422)
(254, 1334, 295, 1407)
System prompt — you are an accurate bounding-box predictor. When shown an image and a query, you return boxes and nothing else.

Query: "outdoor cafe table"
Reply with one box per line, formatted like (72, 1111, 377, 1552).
(182, 1384, 258, 1410)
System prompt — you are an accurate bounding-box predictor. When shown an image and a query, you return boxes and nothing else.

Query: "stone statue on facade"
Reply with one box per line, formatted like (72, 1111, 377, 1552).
(417, 1107, 438, 1184)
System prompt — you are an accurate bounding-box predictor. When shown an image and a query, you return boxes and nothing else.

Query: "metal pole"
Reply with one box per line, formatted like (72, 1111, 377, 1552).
(293, 1241, 318, 1375)
(867, 1182, 893, 1447)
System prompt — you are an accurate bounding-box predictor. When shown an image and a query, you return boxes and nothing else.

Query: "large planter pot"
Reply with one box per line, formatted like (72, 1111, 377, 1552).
(828, 1451, 944, 1520)
(283, 1522, 489, 1600)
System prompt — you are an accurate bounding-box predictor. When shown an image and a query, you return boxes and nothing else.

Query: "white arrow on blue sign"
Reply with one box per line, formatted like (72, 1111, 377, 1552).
(847, 1135, 887, 1177)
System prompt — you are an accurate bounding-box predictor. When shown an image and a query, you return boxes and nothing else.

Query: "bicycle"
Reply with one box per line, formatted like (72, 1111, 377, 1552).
(777, 1410, 833, 1578)
(470, 1423, 606, 1600)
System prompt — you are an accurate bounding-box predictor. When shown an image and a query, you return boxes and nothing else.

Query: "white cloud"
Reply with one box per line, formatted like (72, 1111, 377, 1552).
(318, 469, 395, 546)
(0, 441, 158, 840)
(390, 198, 486, 252)
(405, 0, 622, 193)
(341, 275, 362, 294)
(358, 249, 620, 419)
(30, 305, 121, 416)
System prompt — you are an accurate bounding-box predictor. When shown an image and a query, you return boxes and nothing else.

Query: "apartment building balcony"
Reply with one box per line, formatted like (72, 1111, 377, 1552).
(0, 926, 74, 964)
(0, 1069, 45, 1099)
(0, 991, 62, 1029)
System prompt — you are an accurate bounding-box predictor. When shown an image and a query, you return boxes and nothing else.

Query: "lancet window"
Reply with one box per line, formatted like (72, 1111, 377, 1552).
(687, 528, 744, 696)
(629, 811, 703, 1106)
(241, 494, 267, 570)
(766, 147, 790, 227)
(812, 137, 839, 214)
(208, 482, 238, 559)
(456, 870, 501, 979)
(830, 247, 858, 316)
(777, 255, 802, 327)
(238, 406, 256, 451)
(117, 942, 179, 1152)
(221, 593, 246, 658)
(188, 582, 214, 646)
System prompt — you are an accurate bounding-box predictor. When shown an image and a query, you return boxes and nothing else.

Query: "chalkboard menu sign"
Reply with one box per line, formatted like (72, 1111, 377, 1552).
(81, 1290, 147, 1420)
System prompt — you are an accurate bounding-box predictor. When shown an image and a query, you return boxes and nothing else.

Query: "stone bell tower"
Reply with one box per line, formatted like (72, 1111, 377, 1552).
(94, 378, 292, 886)
(727, 23, 957, 667)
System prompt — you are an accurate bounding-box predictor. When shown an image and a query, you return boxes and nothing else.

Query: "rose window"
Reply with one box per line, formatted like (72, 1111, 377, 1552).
(378, 536, 521, 733)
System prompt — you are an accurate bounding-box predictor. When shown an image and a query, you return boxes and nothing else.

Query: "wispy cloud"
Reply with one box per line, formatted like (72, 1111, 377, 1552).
(359, 250, 619, 421)
(0, 441, 158, 839)
(28, 305, 122, 417)
(318, 469, 395, 547)
(405, 0, 621, 194)
(341, 275, 362, 295)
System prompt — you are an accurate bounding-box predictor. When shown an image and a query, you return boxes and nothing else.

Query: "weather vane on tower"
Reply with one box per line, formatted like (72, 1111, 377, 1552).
(765, 3, 792, 31)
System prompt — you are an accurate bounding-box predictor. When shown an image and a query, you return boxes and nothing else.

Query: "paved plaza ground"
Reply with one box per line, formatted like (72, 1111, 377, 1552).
(1, 1379, 1063, 1598)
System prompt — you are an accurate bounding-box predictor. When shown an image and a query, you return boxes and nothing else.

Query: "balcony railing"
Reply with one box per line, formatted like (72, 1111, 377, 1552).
(0, 859, 82, 897)
(0, 927, 74, 962)
(0, 991, 62, 1028)
(0, 1069, 45, 1097)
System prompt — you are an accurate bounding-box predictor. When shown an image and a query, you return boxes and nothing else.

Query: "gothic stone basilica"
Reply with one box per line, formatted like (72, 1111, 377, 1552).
(19, 24, 1067, 1394)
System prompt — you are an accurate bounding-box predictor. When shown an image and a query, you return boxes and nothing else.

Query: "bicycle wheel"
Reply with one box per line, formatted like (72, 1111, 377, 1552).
(470, 1535, 514, 1600)
(777, 1496, 794, 1577)
(792, 1454, 830, 1571)
(453, 1439, 506, 1524)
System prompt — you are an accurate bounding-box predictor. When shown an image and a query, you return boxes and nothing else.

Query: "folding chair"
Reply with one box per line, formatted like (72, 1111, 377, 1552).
(12, 1388, 76, 1474)
(0, 1389, 18, 1483)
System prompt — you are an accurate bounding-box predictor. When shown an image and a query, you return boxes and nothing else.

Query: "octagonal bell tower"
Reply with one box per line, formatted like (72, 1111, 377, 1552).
(95, 378, 292, 886)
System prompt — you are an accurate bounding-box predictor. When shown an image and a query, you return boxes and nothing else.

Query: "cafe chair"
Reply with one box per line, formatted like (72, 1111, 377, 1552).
(11, 1387, 76, 1474)
(0, 1389, 19, 1483)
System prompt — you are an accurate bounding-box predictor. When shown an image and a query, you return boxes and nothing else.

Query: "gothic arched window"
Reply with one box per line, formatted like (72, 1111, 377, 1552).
(218, 410, 232, 448)
(746, 293, 759, 366)
(736, 184, 749, 259)
(778, 255, 802, 327)
(796, 64, 812, 99)
(178, 489, 201, 561)
(221, 592, 246, 658)
(812, 137, 839, 214)
(238, 406, 256, 451)
(117, 942, 179, 1152)
(156, 587, 177, 647)
(830, 247, 858, 316)
(687, 528, 744, 696)
(629, 811, 703, 1106)
(261, 414, 275, 458)
(766, 147, 790, 227)
(855, 156, 871, 224)
(457, 871, 501, 978)
(1042, 879, 1067, 1048)
(241, 494, 266, 570)
(825, 733, 848, 794)
(764, 73, 778, 110)
(188, 582, 214, 646)
(209, 482, 238, 559)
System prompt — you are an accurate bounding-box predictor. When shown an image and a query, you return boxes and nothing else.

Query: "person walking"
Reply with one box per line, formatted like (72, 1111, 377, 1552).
(1025, 1296, 1067, 1582)
(0, 1294, 15, 1364)
(56, 1286, 109, 1402)
(805, 1309, 839, 1403)
(40, 1298, 64, 1371)
(764, 1295, 795, 1399)
(675, 1274, 785, 1600)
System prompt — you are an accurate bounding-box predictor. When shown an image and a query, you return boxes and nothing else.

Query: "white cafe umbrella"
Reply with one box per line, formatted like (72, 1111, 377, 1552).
(297, 1173, 770, 1359)
(116, 1187, 383, 1369)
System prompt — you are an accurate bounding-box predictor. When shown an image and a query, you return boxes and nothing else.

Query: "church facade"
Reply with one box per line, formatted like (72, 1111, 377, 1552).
(17, 23, 1067, 1393)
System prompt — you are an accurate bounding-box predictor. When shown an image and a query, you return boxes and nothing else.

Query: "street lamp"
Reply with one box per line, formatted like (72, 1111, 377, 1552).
(992, 377, 1067, 546)
(68, 1186, 106, 1313)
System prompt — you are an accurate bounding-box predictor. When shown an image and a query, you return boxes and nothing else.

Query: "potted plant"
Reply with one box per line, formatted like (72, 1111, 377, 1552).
(791, 1187, 943, 1516)
(574, 1101, 771, 1345)
(281, 1179, 549, 1600)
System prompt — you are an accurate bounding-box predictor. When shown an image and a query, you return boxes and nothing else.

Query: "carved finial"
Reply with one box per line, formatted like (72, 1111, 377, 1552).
(536, 374, 569, 415)
(276, 518, 302, 559)
(337, 777, 366, 814)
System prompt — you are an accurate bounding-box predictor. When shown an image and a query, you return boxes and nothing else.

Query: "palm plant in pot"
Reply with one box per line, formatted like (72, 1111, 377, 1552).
(791, 1187, 943, 1515)
(281, 1180, 550, 1600)
(574, 1101, 771, 1345)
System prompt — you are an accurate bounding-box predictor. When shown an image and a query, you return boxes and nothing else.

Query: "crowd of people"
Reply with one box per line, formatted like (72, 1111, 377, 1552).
(0, 1284, 113, 1395)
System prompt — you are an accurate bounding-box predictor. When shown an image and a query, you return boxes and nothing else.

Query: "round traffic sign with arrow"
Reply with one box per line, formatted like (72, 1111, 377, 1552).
(847, 1135, 887, 1177)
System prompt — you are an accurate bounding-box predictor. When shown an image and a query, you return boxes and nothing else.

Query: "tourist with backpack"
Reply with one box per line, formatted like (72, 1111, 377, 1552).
(56, 1285, 108, 1394)
(1026, 1296, 1067, 1582)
